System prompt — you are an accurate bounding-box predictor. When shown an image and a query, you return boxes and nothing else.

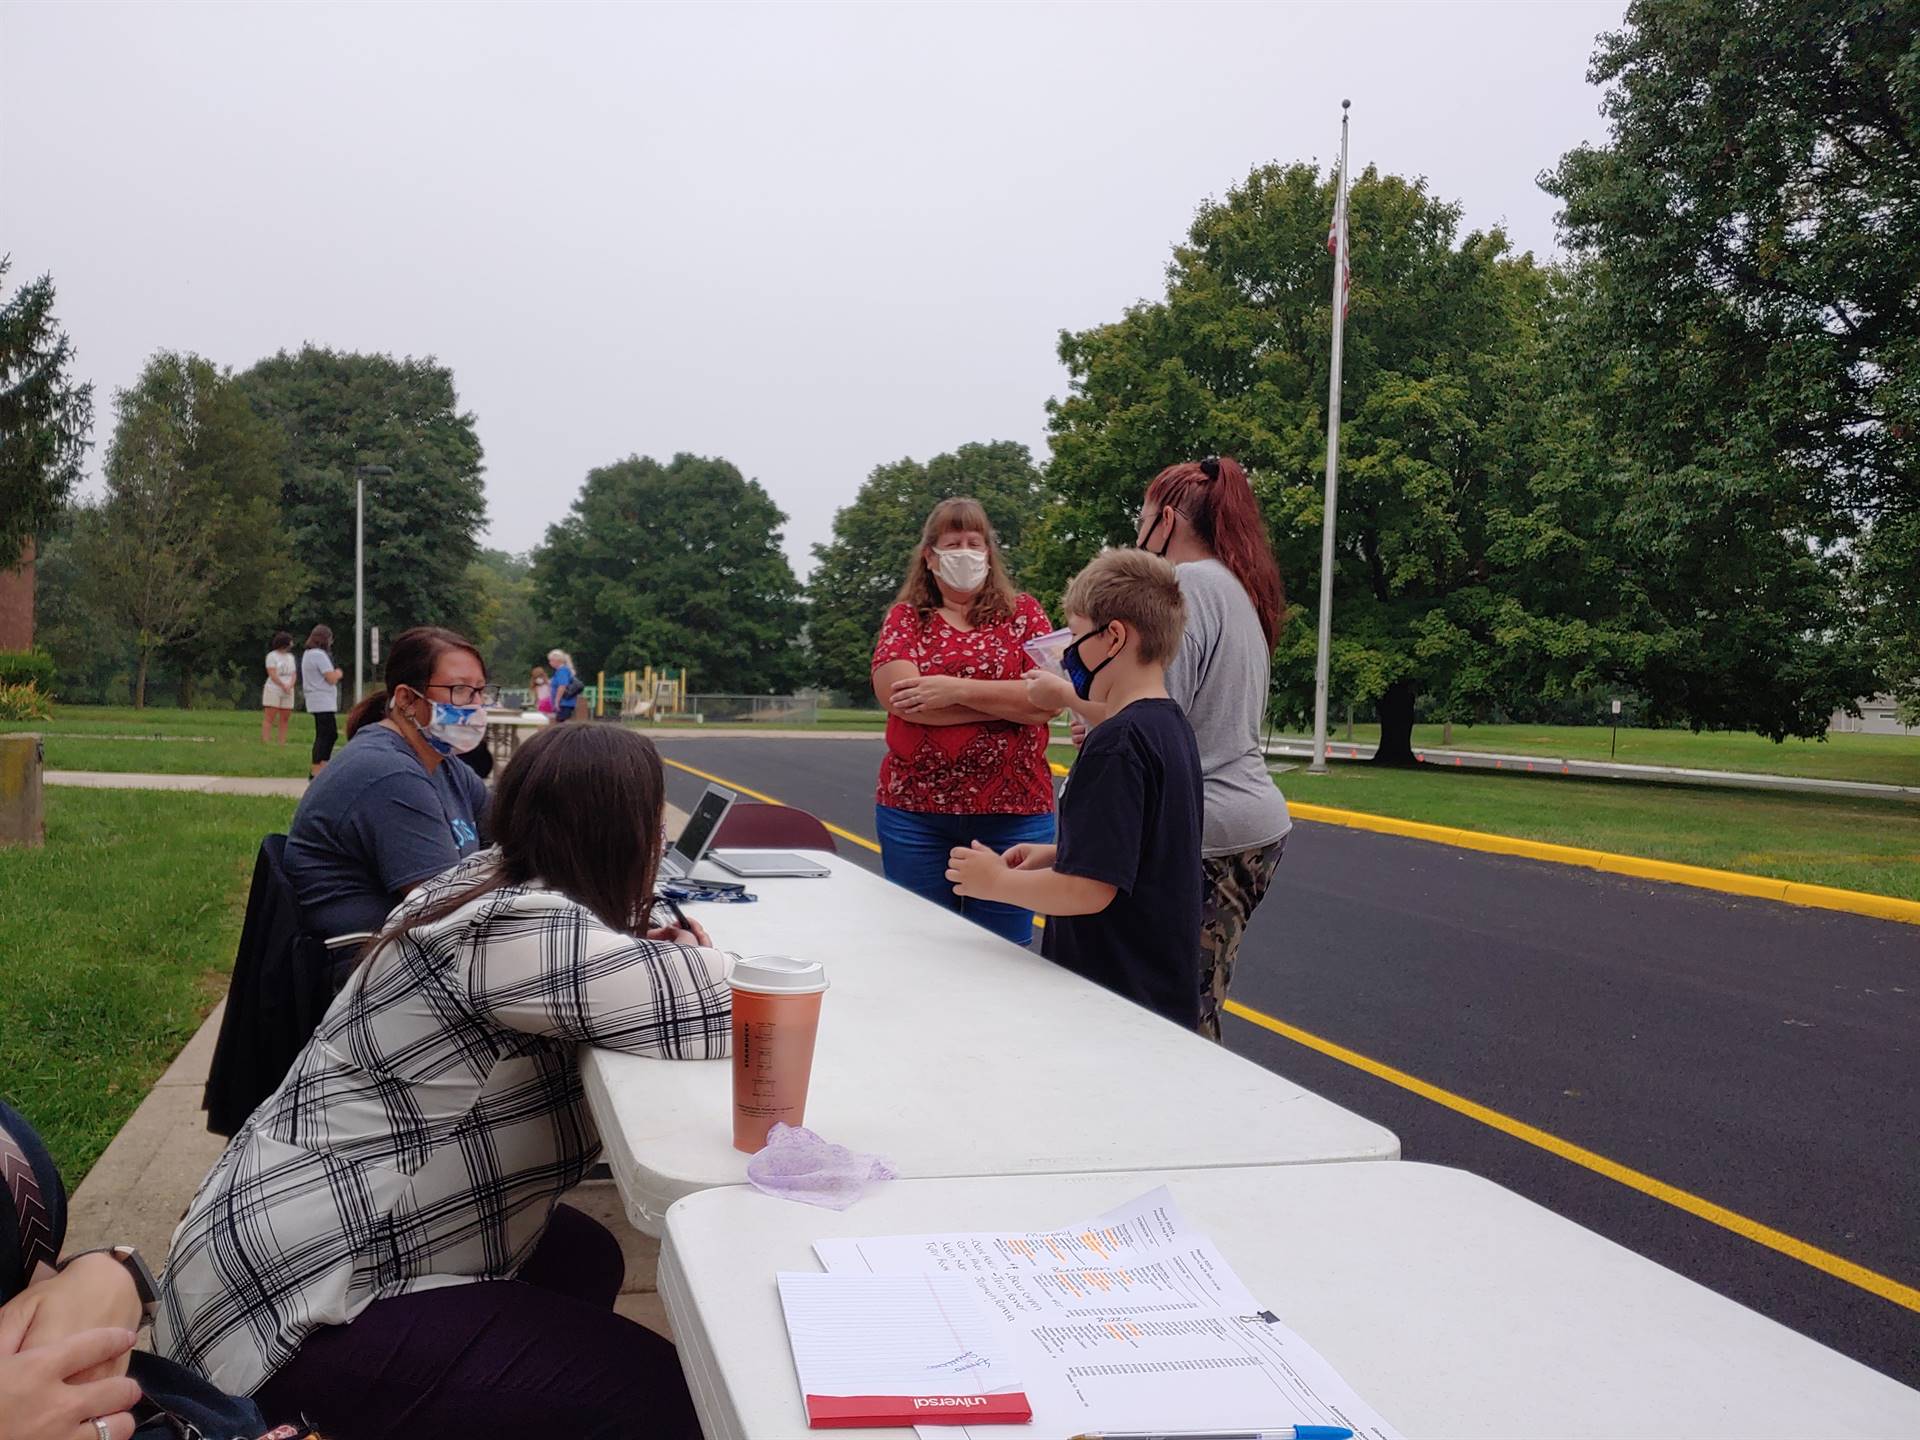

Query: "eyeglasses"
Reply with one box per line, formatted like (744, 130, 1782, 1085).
(424, 683, 500, 707)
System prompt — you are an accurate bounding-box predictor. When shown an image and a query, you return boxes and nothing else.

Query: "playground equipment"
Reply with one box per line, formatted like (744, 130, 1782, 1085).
(618, 666, 690, 720)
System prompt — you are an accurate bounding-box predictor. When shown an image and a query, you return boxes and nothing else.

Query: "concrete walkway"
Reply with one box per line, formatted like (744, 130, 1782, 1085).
(48, 770, 309, 798)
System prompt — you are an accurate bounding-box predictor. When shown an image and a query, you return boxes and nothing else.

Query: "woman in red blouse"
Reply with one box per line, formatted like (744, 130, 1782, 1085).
(872, 497, 1062, 943)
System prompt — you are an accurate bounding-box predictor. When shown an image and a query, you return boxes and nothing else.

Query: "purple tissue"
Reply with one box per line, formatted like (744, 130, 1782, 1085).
(745, 1123, 897, 1211)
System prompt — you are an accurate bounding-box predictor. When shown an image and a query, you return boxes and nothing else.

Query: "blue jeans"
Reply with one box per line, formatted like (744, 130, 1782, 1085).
(875, 806, 1056, 945)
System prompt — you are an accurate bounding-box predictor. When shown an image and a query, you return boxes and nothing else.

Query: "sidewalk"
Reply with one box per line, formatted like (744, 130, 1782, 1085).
(1263, 738, 1920, 800)
(47, 770, 310, 798)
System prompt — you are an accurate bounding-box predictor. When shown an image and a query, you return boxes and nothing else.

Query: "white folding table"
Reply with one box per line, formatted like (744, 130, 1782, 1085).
(579, 852, 1398, 1234)
(660, 1163, 1920, 1440)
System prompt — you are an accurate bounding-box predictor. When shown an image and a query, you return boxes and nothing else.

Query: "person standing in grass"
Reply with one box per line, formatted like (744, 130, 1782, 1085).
(301, 624, 345, 776)
(262, 631, 297, 745)
(1028, 456, 1290, 1041)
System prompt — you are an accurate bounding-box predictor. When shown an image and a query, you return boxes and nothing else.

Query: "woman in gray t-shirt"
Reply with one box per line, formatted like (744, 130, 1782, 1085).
(1034, 456, 1289, 1041)
(301, 623, 345, 776)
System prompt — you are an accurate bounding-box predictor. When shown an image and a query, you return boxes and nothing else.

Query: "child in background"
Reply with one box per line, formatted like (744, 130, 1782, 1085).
(533, 665, 554, 715)
(946, 549, 1205, 1027)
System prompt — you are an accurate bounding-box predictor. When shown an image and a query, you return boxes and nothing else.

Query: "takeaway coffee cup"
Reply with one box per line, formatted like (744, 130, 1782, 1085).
(729, 955, 829, 1153)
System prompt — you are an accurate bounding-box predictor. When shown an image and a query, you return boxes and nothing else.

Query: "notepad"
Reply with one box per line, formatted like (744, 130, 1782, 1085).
(776, 1272, 1034, 1428)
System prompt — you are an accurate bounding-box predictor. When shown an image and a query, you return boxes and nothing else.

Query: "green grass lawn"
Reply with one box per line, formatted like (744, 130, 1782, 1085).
(0, 787, 295, 1179)
(1, 705, 317, 779)
(1276, 722, 1920, 786)
(1048, 745, 1920, 901)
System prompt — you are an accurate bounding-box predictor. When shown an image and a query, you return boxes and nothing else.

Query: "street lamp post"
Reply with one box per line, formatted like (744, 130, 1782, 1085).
(353, 465, 393, 703)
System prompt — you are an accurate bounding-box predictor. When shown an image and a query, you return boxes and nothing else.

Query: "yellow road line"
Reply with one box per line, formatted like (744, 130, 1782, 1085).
(1224, 998, 1920, 1314)
(661, 755, 882, 855)
(1282, 801, 1920, 926)
(661, 747, 1919, 1313)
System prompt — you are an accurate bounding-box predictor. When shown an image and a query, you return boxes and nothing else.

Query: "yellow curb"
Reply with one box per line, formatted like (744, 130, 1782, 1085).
(1284, 801, 1920, 927)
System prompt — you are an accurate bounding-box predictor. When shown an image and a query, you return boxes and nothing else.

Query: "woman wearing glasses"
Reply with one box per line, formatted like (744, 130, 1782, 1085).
(283, 626, 499, 944)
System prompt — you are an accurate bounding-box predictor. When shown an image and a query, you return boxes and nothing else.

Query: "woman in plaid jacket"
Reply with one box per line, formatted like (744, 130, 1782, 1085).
(155, 723, 730, 1439)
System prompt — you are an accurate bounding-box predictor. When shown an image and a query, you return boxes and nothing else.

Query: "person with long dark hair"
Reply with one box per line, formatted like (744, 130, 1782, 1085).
(155, 723, 727, 1439)
(283, 626, 494, 942)
(872, 497, 1062, 943)
(262, 630, 297, 745)
(299, 624, 345, 775)
(1030, 456, 1291, 1039)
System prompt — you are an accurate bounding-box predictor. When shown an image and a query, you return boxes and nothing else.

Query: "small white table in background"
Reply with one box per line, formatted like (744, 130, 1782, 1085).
(579, 853, 1398, 1235)
(661, 1164, 1920, 1440)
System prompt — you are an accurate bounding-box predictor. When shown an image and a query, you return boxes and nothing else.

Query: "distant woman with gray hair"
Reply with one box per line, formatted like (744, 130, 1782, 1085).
(548, 649, 580, 722)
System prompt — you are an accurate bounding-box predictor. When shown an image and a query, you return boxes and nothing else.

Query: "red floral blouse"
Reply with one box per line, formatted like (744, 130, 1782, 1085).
(871, 596, 1057, 816)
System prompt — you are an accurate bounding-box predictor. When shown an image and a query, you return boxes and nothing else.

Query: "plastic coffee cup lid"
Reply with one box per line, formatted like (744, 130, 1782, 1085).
(728, 954, 829, 995)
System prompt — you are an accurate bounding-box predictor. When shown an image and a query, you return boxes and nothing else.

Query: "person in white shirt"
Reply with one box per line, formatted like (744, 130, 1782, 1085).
(261, 631, 297, 744)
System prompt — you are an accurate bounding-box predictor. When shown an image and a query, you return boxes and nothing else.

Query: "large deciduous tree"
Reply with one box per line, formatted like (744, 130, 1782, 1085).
(238, 346, 488, 658)
(1543, 0, 1905, 728)
(806, 441, 1052, 698)
(0, 258, 93, 588)
(531, 454, 803, 694)
(1042, 162, 1643, 762)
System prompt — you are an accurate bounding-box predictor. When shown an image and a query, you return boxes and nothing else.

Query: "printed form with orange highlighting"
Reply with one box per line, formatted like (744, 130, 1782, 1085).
(804, 1188, 1403, 1438)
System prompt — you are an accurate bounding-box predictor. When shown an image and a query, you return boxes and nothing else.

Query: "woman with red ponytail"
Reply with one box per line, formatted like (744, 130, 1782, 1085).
(1030, 456, 1291, 1040)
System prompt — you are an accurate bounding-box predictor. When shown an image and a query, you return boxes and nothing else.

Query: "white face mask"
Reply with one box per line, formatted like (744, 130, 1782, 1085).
(933, 546, 990, 592)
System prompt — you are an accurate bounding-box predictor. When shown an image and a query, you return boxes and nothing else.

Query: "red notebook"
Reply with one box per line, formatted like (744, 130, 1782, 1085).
(777, 1273, 1034, 1429)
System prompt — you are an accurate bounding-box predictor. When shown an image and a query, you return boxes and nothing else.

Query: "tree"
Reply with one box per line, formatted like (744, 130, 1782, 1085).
(467, 547, 544, 686)
(142, 356, 304, 705)
(1543, 0, 1907, 731)
(77, 360, 228, 706)
(238, 346, 488, 664)
(531, 454, 803, 694)
(1041, 162, 1648, 762)
(0, 257, 93, 578)
(806, 441, 1052, 698)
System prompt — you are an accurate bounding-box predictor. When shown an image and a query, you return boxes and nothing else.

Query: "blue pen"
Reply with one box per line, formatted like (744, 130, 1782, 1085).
(1068, 1429, 1355, 1440)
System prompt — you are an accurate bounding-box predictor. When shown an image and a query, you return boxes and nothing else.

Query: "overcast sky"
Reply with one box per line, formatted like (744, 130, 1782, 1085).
(3, 0, 1625, 576)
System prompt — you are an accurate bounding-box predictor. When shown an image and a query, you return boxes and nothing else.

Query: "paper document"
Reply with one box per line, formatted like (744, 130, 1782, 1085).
(776, 1273, 1033, 1427)
(814, 1188, 1404, 1440)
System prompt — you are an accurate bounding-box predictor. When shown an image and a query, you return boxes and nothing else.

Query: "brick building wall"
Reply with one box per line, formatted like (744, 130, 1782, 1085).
(0, 540, 33, 652)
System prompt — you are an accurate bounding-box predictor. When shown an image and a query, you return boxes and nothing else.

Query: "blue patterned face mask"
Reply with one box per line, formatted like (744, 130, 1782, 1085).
(1061, 624, 1116, 701)
(421, 701, 488, 756)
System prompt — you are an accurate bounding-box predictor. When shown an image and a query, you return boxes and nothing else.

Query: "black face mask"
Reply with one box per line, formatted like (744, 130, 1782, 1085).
(1062, 624, 1118, 701)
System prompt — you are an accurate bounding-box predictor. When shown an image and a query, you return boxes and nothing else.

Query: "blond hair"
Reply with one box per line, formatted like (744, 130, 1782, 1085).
(892, 497, 1020, 627)
(1060, 549, 1186, 664)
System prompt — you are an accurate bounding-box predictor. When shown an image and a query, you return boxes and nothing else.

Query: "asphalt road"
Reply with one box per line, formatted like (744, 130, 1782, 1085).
(655, 734, 1920, 1389)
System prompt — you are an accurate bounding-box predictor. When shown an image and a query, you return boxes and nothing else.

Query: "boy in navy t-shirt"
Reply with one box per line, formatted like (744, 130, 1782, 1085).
(946, 549, 1205, 1027)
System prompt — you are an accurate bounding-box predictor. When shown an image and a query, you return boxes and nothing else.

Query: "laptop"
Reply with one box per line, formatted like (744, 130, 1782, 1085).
(708, 848, 831, 878)
(661, 783, 738, 878)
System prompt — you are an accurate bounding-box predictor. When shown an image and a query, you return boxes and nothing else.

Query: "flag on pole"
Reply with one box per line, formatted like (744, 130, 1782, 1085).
(1326, 164, 1351, 315)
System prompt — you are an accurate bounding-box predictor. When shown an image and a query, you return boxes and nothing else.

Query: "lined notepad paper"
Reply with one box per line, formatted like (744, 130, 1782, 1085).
(776, 1272, 1034, 1427)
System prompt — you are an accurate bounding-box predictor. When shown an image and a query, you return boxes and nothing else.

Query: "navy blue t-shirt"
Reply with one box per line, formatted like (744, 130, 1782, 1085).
(284, 724, 490, 939)
(1041, 697, 1205, 1027)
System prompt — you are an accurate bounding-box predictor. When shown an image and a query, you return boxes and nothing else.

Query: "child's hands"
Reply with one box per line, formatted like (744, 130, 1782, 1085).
(1024, 671, 1074, 714)
(946, 840, 1010, 899)
(1069, 714, 1088, 747)
(1000, 843, 1057, 871)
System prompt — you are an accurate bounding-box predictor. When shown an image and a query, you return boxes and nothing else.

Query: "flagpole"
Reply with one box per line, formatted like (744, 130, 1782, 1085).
(1309, 99, 1351, 774)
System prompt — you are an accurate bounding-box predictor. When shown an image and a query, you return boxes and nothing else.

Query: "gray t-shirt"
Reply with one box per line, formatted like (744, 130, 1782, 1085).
(301, 648, 338, 713)
(284, 724, 490, 938)
(1166, 559, 1291, 857)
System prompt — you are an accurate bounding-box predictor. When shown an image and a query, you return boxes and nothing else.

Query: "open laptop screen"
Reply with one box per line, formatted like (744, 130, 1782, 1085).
(670, 784, 737, 871)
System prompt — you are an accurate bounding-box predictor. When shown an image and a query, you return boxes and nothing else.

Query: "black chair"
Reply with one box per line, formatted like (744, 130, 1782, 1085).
(201, 835, 369, 1137)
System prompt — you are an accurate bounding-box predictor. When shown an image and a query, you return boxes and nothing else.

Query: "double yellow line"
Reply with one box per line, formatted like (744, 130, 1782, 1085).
(661, 753, 1920, 1316)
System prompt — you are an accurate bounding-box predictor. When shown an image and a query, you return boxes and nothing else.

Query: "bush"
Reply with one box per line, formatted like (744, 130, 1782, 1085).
(0, 649, 55, 691)
(0, 681, 54, 722)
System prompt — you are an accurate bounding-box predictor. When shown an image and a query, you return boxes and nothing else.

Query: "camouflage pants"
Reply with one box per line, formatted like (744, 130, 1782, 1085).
(1197, 835, 1287, 1042)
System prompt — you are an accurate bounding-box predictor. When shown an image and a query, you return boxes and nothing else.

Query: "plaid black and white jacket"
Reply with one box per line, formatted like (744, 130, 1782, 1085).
(153, 851, 732, 1396)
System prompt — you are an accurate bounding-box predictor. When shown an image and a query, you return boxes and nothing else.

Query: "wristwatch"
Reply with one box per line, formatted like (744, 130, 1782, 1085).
(58, 1244, 160, 1326)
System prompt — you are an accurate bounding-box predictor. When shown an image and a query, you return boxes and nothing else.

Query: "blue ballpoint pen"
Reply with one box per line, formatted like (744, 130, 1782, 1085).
(1068, 1429, 1355, 1440)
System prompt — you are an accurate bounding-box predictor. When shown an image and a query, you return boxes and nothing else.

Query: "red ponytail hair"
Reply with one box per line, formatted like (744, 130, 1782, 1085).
(1144, 456, 1285, 651)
